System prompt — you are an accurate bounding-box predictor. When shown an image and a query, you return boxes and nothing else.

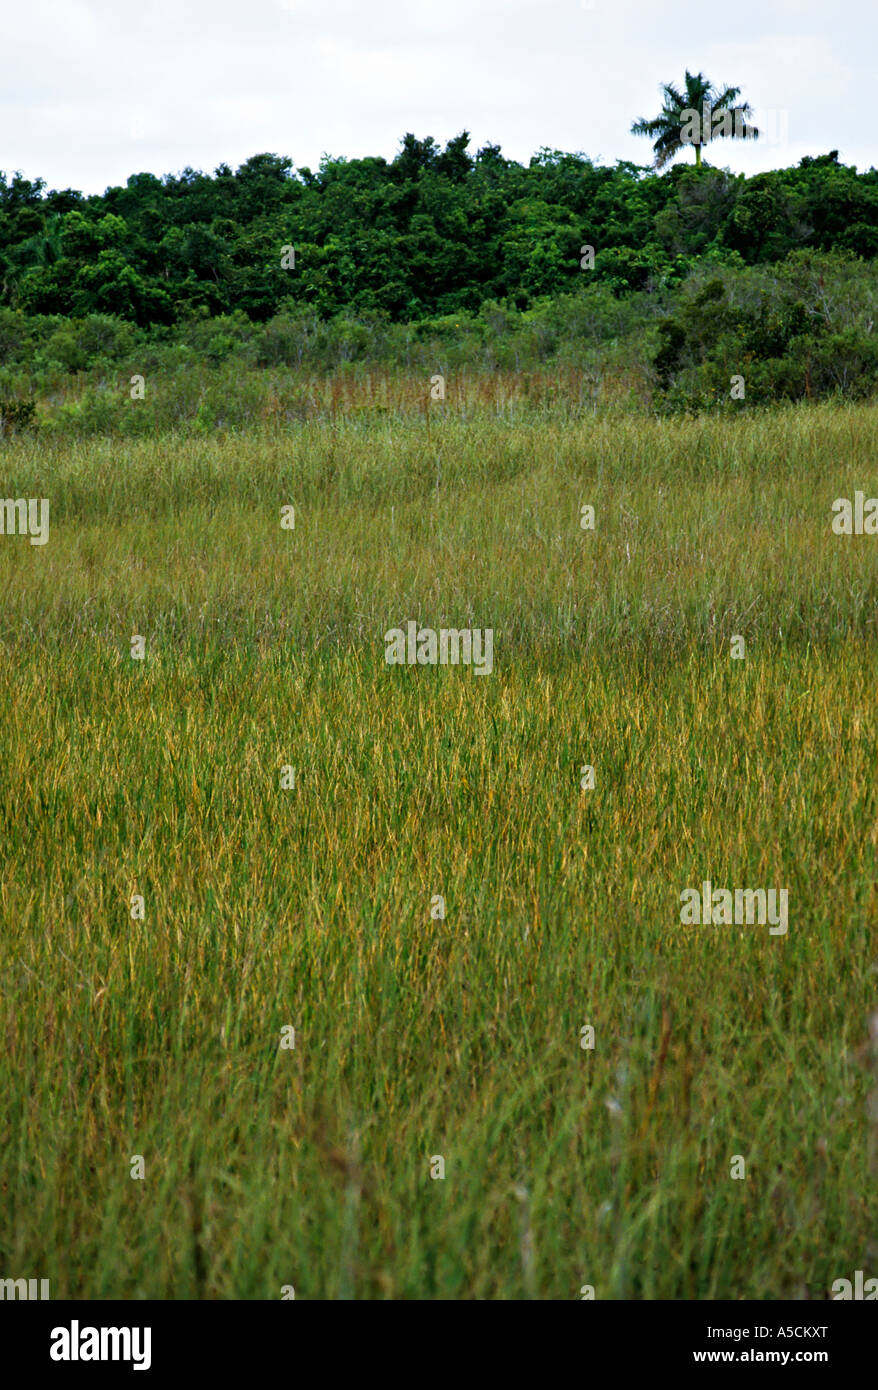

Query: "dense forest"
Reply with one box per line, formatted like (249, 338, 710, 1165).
(1, 133, 878, 417)
(4, 135, 878, 321)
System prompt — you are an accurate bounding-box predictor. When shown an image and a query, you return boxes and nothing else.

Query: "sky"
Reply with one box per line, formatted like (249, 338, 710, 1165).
(4, 0, 875, 195)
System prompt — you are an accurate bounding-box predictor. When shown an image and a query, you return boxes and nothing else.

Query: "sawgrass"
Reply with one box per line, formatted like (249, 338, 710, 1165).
(1, 395, 876, 1298)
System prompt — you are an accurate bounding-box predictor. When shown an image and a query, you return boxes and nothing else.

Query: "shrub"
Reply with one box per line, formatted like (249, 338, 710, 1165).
(0, 396, 37, 436)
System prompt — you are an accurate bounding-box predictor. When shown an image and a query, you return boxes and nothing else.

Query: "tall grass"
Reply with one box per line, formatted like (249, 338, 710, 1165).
(0, 397, 875, 1297)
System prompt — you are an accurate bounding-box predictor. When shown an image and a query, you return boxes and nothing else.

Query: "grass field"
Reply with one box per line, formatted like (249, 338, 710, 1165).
(1, 391, 876, 1298)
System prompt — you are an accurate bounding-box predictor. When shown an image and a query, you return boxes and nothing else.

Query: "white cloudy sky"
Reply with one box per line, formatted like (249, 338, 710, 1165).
(5, 0, 875, 194)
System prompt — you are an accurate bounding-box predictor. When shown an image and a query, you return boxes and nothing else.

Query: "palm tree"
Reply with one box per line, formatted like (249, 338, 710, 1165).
(632, 71, 759, 169)
(1, 214, 67, 301)
(16, 213, 65, 268)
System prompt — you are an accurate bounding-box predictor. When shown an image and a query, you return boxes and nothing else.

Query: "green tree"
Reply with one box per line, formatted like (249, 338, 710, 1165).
(632, 71, 758, 169)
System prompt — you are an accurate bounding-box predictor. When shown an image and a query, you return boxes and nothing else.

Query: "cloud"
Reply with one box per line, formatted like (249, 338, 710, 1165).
(4, 0, 877, 191)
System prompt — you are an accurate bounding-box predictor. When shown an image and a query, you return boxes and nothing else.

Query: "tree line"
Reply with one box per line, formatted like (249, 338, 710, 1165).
(1, 134, 876, 328)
